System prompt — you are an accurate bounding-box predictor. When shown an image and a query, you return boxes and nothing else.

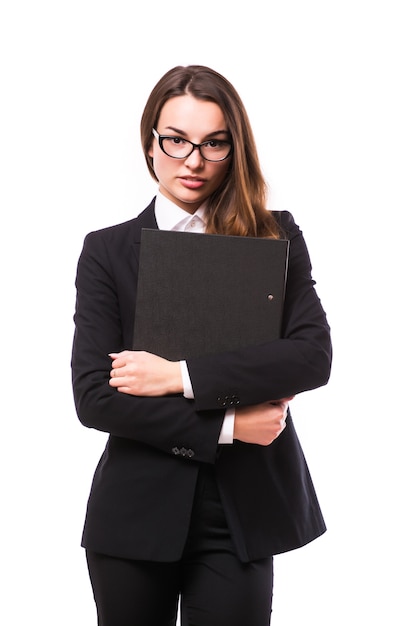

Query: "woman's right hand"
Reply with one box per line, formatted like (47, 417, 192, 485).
(233, 397, 294, 445)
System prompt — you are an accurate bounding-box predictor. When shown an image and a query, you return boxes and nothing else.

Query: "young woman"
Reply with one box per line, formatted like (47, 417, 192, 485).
(71, 65, 332, 626)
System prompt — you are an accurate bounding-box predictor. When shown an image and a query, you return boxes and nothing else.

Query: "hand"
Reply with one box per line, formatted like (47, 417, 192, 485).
(233, 396, 294, 446)
(108, 350, 183, 396)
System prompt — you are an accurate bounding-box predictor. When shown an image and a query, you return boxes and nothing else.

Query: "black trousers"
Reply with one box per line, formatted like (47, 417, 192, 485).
(86, 465, 274, 626)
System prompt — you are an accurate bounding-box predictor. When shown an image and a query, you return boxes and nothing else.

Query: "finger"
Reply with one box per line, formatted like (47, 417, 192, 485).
(274, 402, 289, 421)
(279, 395, 295, 403)
(109, 375, 126, 388)
(269, 396, 294, 408)
(108, 351, 130, 365)
(109, 358, 126, 370)
(110, 366, 124, 378)
(116, 386, 135, 395)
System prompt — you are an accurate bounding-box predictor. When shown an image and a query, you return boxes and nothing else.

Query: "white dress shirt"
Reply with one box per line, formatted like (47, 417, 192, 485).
(154, 193, 234, 444)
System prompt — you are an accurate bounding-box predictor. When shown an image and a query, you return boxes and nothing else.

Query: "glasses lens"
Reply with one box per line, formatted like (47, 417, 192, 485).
(161, 137, 231, 161)
(161, 137, 193, 158)
(200, 140, 232, 161)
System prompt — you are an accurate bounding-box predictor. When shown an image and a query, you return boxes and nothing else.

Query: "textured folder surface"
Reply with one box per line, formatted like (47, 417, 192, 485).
(133, 229, 289, 361)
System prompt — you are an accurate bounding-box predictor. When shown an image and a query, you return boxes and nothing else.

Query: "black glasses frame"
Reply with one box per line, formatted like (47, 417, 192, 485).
(152, 128, 232, 162)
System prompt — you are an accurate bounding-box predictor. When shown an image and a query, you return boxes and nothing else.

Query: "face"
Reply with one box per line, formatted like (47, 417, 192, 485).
(149, 95, 231, 214)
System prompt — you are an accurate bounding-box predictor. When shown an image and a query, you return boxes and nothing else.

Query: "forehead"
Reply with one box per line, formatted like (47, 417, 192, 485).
(158, 95, 227, 136)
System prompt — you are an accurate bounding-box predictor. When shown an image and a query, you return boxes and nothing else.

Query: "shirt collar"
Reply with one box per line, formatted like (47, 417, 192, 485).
(154, 192, 207, 231)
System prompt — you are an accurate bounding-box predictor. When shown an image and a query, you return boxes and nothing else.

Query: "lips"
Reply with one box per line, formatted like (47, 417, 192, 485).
(179, 176, 206, 189)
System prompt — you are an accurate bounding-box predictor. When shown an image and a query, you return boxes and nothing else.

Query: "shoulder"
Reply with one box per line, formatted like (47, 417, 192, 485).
(270, 210, 313, 274)
(84, 216, 139, 245)
(270, 210, 301, 240)
(83, 199, 157, 249)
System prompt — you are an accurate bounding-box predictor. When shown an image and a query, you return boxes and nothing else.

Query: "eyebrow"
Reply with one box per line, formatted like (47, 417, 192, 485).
(164, 126, 230, 138)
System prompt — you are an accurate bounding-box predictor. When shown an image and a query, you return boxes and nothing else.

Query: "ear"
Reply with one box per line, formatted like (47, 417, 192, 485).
(148, 144, 154, 158)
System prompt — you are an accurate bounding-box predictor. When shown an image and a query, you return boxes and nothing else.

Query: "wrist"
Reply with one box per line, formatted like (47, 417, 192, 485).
(168, 361, 184, 394)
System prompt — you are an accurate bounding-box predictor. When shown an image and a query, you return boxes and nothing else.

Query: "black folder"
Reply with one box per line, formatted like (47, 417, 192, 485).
(133, 229, 289, 361)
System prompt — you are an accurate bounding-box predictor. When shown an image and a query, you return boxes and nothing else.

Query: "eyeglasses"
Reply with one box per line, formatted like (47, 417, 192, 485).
(152, 128, 232, 162)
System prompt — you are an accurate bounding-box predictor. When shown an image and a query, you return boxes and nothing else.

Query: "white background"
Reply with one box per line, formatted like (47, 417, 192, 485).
(1, 1, 416, 624)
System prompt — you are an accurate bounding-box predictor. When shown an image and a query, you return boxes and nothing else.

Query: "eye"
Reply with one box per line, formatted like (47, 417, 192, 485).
(167, 136, 187, 145)
(205, 140, 229, 150)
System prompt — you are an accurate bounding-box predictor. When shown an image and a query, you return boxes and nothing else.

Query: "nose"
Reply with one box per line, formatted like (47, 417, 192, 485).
(184, 146, 204, 168)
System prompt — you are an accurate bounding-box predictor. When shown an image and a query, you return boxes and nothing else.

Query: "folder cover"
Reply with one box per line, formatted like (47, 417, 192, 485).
(133, 229, 289, 361)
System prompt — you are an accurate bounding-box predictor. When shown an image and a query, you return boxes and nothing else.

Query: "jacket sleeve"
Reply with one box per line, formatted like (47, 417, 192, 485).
(186, 211, 332, 411)
(71, 228, 224, 463)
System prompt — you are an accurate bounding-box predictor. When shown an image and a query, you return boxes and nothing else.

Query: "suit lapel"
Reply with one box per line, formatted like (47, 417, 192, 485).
(132, 197, 158, 262)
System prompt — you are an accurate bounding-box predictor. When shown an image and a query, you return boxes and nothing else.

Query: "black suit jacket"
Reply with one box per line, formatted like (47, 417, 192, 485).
(71, 199, 332, 563)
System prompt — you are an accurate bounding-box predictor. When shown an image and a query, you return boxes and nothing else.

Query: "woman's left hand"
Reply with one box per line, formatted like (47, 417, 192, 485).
(108, 350, 183, 396)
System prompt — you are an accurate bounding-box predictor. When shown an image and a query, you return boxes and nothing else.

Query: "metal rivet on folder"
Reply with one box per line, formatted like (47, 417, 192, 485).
(268, 294, 274, 300)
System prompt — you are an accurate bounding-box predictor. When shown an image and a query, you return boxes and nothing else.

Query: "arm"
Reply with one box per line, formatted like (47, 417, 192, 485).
(186, 211, 332, 411)
(107, 350, 292, 445)
(71, 229, 224, 463)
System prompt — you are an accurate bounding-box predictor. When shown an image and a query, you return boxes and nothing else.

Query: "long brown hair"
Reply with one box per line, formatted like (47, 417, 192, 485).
(141, 65, 281, 238)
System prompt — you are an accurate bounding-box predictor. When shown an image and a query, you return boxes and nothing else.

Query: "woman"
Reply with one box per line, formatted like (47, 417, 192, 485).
(71, 65, 332, 626)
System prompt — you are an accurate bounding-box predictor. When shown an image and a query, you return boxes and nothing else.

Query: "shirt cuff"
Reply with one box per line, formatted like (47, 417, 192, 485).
(180, 361, 234, 444)
(180, 360, 194, 399)
(218, 409, 235, 444)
